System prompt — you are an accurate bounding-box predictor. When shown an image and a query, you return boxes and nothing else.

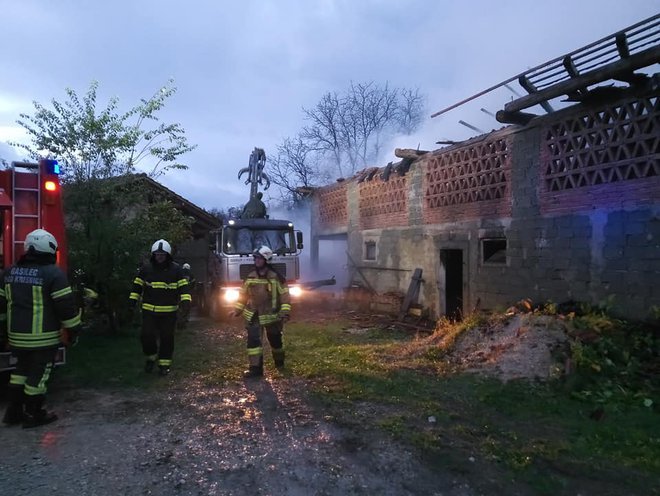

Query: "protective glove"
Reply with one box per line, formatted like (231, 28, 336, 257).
(278, 312, 290, 323)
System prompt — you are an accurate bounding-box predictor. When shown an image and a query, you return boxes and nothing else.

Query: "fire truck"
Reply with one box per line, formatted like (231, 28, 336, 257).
(198, 147, 334, 320)
(0, 159, 68, 373)
(204, 217, 306, 319)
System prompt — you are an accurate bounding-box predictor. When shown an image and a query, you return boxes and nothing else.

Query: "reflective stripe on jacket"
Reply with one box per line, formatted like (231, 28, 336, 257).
(234, 268, 290, 325)
(0, 262, 81, 349)
(129, 261, 190, 313)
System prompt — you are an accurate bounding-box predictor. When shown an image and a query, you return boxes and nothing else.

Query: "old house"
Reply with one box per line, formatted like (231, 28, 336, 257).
(132, 175, 220, 283)
(309, 16, 660, 320)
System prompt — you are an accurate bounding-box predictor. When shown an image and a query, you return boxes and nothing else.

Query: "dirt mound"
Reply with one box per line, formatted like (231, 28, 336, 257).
(446, 314, 570, 382)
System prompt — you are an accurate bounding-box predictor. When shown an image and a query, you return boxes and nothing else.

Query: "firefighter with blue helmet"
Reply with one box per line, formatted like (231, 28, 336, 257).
(0, 229, 82, 428)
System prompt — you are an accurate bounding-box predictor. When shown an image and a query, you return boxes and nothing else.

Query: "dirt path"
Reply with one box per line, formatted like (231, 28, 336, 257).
(0, 318, 475, 496)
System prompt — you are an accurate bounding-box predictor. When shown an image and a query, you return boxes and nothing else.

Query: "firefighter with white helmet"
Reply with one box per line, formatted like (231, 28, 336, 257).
(0, 229, 81, 428)
(231, 245, 291, 378)
(129, 239, 191, 376)
(178, 263, 193, 329)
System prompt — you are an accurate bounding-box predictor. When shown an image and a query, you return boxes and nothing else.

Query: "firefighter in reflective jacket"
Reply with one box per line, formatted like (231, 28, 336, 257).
(0, 229, 82, 428)
(129, 239, 191, 376)
(231, 245, 291, 378)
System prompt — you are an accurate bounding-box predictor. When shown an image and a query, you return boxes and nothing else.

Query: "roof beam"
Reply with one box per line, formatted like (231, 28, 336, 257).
(504, 45, 660, 114)
(519, 75, 555, 113)
(495, 110, 538, 125)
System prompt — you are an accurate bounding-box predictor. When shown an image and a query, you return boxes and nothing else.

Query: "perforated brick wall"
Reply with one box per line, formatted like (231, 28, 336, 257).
(422, 134, 512, 224)
(358, 175, 408, 229)
(540, 96, 660, 214)
(316, 181, 348, 229)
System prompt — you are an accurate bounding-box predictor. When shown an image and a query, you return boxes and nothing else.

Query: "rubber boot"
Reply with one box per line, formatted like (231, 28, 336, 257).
(243, 354, 263, 378)
(158, 365, 171, 376)
(243, 366, 263, 379)
(272, 348, 285, 368)
(22, 394, 57, 429)
(144, 360, 155, 373)
(2, 386, 25, 425)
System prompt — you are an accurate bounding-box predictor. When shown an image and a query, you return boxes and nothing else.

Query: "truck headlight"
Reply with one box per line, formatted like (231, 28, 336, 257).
(289, 285, 302, 297)
(223, 289, 240, 302)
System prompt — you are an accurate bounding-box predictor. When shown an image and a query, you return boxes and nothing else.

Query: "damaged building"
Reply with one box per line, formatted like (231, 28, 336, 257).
(309, 15, 660, 320)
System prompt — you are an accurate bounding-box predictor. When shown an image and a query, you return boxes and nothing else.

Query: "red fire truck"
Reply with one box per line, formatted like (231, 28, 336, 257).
(0, 159, 68, 373)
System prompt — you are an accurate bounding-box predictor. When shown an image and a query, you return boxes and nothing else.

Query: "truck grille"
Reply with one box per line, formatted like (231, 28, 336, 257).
(239, 263, 287, 280)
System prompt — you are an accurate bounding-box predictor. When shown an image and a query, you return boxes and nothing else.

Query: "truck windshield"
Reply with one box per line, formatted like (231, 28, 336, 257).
(222, 227, 294, 255)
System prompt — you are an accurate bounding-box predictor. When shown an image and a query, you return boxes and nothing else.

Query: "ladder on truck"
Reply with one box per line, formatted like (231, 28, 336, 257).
(0, 161, 66, 373)
(11, 161, 41, 263)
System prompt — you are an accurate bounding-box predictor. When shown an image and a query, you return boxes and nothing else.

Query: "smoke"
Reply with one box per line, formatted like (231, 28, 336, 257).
(267, 201, 349, 292)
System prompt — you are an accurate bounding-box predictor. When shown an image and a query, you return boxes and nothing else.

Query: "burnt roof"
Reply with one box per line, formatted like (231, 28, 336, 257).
(431, 14, 660, 126)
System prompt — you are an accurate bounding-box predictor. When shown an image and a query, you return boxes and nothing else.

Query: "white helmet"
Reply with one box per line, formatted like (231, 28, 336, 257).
(151, 239, 172, 255)
(253, 245, 273, 262)
(25, 229, 58, 255)
(182, 263, 191, 270)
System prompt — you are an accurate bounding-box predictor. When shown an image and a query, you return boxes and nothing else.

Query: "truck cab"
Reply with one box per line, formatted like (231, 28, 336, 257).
(206, 217, 304, 318)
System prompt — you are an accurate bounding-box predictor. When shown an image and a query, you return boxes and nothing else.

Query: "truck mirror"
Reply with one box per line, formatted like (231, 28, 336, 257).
(296, 231, 304, 250)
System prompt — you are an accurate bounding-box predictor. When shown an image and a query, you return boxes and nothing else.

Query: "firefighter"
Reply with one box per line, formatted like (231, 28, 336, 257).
(181, 263, 192, 282)
(241, 192, 267, 219)
(231, 245, 291, 378)
(129, 239, 191, 376)
(0, 229, 81, 428)
(178, 263, 193, 329)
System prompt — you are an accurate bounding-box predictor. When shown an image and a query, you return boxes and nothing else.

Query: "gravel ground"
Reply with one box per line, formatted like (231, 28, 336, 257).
(0, 317, 476, 496)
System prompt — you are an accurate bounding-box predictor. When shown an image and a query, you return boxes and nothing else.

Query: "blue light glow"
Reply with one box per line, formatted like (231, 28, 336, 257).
(44, 159, 60, 175)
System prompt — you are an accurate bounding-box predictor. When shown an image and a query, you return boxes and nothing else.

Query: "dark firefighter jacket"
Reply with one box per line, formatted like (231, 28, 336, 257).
(0, 262, 81, 350)
(129, 261, 191, 313)
(234, 268, 291, 325)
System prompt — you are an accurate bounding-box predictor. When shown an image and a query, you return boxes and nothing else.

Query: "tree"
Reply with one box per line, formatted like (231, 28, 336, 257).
(65, 177, 193, 331)
(14, 81, 197, 332)
(208, 206, 243, 222)
(269, 81, 424, 205)
(13, 80, 195, 182)
(397, 88, 425, 135)
(301, 81, 425, 178)
(268, 136, 330, 208)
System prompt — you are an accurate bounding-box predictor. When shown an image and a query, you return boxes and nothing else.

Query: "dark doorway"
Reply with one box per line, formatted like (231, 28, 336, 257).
(441, 249, 463, 320)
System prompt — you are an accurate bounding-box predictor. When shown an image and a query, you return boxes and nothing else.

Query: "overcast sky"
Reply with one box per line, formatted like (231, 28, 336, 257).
(0, 1, 657, 211)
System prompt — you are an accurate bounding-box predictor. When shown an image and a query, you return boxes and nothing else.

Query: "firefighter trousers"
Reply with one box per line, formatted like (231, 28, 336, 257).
(9, 347, 58, 397)
(141, 312, 177, 367)
(246, 318, 284, 367)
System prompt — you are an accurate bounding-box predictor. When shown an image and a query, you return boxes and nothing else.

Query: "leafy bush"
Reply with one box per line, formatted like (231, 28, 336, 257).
(566, 309, 659, 408)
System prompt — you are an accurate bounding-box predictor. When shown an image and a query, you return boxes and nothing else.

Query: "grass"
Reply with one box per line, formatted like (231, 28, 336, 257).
(285, 318, 660, 495)
(53, 318, 246, 391)
(54, 313, 660, 495)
